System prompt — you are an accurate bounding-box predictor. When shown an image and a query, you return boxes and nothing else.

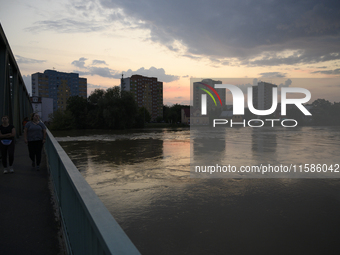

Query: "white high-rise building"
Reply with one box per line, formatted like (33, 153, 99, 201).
(252, 81, 277, 110)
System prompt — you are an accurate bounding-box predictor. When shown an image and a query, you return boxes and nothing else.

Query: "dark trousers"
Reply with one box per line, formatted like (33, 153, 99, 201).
(0, 141, 15, 168)
(27, 140, 43, 166)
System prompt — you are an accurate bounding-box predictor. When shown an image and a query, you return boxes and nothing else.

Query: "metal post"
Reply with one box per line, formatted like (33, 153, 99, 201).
(0, 45, 8, 117)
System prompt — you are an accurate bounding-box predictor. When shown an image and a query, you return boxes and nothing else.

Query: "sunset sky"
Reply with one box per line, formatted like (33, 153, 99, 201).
(1, 0, 339, 105)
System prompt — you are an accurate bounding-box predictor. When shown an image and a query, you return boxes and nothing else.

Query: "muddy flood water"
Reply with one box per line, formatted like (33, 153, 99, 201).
(53, 127, 340, 255)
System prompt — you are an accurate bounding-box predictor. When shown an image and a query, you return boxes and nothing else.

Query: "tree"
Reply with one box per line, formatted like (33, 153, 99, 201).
(88, 89, 105, 105)
(101, 87, 122, 129)
(156, 116, 163, 123)
(331, 102, 340, 125)
(163, 104, 189, 123)
(163, 105, 171, 123)
(49, 109, 74, 130)
(286, 107, 305, 125)
(138, 106, 151, 123)
(312, 99, 332, 109)
(119, 90, 139, 128)
(66, 96, 88, 129)
(312, 99, 333, 126)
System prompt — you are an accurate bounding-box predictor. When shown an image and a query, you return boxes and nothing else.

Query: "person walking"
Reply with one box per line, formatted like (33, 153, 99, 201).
(0, 116, 16, 174)
(24, 113, 46, 171)
(22, 117, 28, 132)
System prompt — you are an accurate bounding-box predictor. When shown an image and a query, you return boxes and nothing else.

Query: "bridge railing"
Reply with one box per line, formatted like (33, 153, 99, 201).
(0, 23, 32, 136)
(45, 129, 140, 255)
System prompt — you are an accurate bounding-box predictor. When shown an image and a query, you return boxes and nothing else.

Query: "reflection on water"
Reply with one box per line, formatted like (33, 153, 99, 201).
(252, 128, 277, 153)
(53, 127, 340, 255)
(191, 126, 340, 178)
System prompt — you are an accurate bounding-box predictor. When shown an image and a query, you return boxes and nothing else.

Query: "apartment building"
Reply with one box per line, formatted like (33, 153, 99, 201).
(252, 81, 277, 110)
(31, 70, 87, 111)
(121, 74, 163, 120)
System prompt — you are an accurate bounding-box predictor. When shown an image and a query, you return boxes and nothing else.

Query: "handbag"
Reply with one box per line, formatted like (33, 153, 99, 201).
(1, 139, 12, 145)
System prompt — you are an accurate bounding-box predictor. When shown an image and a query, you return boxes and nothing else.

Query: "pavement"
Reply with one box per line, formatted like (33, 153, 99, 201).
(0, 136, 64, 255)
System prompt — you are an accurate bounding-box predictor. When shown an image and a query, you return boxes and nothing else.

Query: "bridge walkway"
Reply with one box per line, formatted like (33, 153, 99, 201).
(0, 135, 63, 255)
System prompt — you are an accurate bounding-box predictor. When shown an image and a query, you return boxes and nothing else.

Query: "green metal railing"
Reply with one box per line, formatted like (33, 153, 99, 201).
(45, 129, 141, 255)
(0, 23, 32, 135)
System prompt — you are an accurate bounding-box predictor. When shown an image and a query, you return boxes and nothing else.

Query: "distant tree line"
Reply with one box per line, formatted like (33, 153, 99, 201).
(49, 87, 143, 130)
(308, 99, 340, 126)
(49, 93, 339, 130)
(245, 98, 340, 126)
(163, 104, 189, 124)
(274, 98, 340, 126)
(49, 87, 190, 130)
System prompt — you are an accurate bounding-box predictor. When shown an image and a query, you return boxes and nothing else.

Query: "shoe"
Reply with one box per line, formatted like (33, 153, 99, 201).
(9, 168, 14, 173)
(36, 165, 40, 171)
(32, 161, 35, 167)
(3, 168, 8, 174)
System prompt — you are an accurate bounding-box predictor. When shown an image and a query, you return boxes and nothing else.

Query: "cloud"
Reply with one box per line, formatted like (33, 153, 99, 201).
(88, 66, 118, 78)
(182, 55, 202, 60)
(25, 1, 130, 34)
(26, 19, 106, 33)
(15, 55, 46, 64)
(278, 79, 293, 89)
(311, 68, 340, 75)
(243, 50, 340, 66)
(72, 57, 119, 78)
(75, 70, 91, 76)
(92, 60, 108, 65)
(71, 58, 178, 81)
(24, 0, 340, 67)
(71, 57, 88, 68)
(87, 83, 108, 89)
(163, 99, 190, 106)
(259, 72, 287, 78)
(122, 67, 180, 82)
(181, 100, 190, 105)
(74, 67, 118, 78)
(99, 0, 340, 66)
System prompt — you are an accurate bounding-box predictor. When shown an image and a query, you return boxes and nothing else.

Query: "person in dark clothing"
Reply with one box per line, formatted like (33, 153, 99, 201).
(22, 117, 28, 131)
(24, 113, 46, 171)
(0, 116, 16, 174)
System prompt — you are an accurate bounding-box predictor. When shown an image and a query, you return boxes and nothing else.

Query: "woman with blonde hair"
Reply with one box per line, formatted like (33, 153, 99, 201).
(0, 115, 16, 174)
(24, 113, 46, 171)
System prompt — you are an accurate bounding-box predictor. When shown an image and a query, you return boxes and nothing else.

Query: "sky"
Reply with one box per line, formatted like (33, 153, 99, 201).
(0, 0, 339, 105)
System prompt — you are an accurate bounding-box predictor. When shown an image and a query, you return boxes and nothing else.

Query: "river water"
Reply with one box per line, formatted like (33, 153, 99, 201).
(53, 127, 340, 255)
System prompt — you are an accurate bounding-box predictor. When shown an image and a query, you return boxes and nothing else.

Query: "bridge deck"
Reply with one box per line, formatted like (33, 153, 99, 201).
(0, 136, 63, 254)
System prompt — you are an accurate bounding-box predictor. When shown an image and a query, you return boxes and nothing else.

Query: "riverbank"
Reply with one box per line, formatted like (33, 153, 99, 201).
(48, 122, 189, 131)
(144, 122, 189, 128)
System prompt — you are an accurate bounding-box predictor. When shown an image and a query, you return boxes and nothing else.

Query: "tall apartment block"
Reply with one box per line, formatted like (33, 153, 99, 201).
(193, 79, 226, 109)
(252, 81, 277, 110)
(121, 75, 163, 121)
(31, 70, 87, 111)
